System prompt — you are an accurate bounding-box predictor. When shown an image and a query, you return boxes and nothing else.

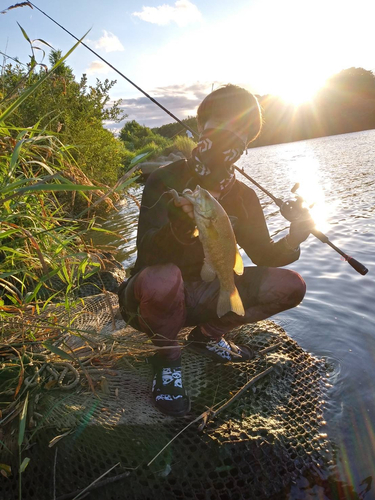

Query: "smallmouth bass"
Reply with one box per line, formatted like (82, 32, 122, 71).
(171, 185, 245, 318)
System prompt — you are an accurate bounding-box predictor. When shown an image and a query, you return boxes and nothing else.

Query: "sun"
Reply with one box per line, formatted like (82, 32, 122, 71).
(273, 73, 327, 106)
(277, 86, 318, 106)
(275, 78, 323, 106)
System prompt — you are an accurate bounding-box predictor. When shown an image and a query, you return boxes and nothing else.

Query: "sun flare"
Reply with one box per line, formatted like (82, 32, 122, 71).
(277, 86, 318, 106)
(274, 76, 325, 106)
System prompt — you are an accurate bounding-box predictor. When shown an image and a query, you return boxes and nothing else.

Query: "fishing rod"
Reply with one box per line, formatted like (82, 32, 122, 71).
(28, 1, 368, 276)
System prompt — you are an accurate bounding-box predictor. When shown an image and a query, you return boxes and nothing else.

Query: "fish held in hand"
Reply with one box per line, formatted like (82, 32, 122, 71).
(172, 186, 245, 318)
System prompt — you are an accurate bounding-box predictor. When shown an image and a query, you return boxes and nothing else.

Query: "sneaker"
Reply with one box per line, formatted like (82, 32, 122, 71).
(185, 327, 254, 363)
(150, 354, 191, 417)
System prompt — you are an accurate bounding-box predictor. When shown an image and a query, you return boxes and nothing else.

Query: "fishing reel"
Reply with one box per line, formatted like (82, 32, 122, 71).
(278, 183, 368, 275)
(279, 183, 313, 222)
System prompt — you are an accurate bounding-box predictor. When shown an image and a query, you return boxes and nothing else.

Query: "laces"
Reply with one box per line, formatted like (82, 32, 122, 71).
(206, 338, 241, 361)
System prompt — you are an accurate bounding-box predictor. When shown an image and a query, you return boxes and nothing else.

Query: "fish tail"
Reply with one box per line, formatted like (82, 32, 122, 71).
(217, 287, 245, 318)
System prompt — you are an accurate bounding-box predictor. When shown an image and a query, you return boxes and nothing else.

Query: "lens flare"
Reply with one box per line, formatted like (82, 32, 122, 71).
(287, 157, 335, 233)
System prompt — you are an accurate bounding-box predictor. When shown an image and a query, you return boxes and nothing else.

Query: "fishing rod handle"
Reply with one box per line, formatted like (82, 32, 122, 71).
(346, 257, 369, 275)
(311, 230, 368, 275)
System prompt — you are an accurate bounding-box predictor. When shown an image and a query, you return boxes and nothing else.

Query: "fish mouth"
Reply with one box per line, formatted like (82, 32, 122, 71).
(182, 188, 197, 197)
(182, 186, 202, 201)
(182, 188, 198, 203)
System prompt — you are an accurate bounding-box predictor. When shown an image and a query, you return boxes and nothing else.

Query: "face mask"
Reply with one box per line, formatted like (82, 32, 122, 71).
(191, 128, 245, 191)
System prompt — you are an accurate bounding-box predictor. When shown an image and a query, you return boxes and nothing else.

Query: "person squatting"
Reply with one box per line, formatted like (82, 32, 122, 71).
(118, 84, 314, 417)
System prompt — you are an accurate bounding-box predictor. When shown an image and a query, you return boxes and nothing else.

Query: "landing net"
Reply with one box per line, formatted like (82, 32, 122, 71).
(0, 293, 332, 500)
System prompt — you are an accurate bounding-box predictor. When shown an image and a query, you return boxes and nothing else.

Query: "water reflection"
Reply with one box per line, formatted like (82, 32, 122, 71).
(287, 156, 333, 233)
(87, 186, 142, 270)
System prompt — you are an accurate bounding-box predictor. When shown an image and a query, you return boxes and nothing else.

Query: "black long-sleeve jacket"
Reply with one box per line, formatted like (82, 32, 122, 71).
(131, 159, 300, 279)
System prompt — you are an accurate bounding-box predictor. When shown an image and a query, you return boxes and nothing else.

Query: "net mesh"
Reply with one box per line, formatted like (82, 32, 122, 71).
(0, 293, 332, 500)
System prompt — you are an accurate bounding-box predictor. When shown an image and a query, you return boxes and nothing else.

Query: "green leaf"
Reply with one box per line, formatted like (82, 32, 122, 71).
(0, 177, 41, 195)
(3, 183, 103, 203)
(19, 457, 30, 473)
(0, 270, 23, 278)
(89, 227, 119, 236)
(17, 23, 31, 44)
(35, 38, 54, 49)
(42, 341, 75, 361)
(129, 151, 153, 167)
(18, 392, 29, 447)
(7, 130, 28, 182)
(115, 176, 139, 191)
(29, 183, 102, 192)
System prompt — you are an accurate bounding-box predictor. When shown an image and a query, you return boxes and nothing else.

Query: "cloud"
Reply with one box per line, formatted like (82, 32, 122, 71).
(90, 30, 124, 53)
(133, 0, 202, 27)
(86, 61, 110, 74)
(105, 82, 211, 131)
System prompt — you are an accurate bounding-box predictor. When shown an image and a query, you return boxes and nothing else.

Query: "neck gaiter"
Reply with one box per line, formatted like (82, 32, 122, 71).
(191, 128, 245, 191)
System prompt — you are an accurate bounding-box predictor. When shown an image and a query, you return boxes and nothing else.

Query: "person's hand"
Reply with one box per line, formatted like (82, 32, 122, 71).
(173, 195, 195, 220)
(287, 210, 316, 248)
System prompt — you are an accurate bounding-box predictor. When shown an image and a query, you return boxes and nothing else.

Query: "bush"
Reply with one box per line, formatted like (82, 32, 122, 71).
(173, 136, 196, 158)
(119, 120, 172, 152)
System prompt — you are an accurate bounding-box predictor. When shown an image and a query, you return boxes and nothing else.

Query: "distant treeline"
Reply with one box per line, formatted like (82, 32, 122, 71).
(153, 67, 375, 147)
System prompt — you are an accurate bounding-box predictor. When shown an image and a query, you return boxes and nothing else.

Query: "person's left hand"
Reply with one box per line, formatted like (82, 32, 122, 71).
(287, 210, 316, 248)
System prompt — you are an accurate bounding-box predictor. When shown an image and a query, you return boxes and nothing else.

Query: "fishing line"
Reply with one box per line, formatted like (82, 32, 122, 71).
(141, 190, 174, 210)
(27, 1, 368, 275)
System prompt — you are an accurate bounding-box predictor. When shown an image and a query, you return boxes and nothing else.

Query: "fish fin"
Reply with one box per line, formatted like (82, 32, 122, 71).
(192, 227, 199, 238)
(234, 248, 244, 275)
(201, 260, 216, 282)
(217, 287, 245, 318)
(230, 287, 245, 316)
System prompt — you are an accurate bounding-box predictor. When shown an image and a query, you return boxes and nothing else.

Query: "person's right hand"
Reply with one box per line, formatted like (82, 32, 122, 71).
(169, 189, 195, 220)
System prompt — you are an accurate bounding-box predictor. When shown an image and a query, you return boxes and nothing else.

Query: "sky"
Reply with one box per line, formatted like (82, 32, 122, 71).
(1, 0, 375, 130)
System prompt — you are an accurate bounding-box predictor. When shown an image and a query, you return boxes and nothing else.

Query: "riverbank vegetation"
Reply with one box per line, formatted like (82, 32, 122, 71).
(0, 34, 141, 311)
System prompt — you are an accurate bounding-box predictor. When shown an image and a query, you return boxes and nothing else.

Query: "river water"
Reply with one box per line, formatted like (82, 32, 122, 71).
(94, 129, 375, 499)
